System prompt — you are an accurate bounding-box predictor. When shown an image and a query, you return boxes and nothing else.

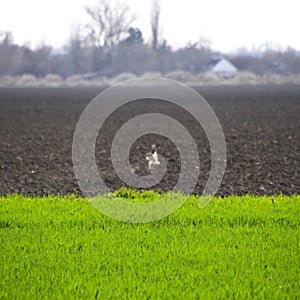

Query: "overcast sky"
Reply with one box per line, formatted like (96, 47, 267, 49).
(1, 0, 299, 52)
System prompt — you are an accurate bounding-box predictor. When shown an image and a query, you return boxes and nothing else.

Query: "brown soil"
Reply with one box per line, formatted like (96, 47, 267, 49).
(0, 85, 299, 196)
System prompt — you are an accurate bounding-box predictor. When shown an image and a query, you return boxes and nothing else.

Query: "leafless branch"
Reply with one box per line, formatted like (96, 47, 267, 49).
(85, 0, 135, 48)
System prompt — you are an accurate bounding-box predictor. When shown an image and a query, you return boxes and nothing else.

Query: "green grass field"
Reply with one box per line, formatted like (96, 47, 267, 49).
(1, 191, 299, 299)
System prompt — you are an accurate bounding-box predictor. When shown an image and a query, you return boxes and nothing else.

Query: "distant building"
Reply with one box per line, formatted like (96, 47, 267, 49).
(209, 58, 238, 78)
(270, 62, 287, 75)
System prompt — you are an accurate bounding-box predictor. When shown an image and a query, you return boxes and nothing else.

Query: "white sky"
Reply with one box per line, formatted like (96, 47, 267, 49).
(0, 0, 299, 52)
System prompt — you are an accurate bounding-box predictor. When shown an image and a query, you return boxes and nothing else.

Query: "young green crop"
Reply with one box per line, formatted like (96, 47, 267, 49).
(1, 192, 299, 299)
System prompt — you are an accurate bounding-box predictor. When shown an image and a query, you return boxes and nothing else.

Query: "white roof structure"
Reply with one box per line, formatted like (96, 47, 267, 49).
(211, 58, 238, 74)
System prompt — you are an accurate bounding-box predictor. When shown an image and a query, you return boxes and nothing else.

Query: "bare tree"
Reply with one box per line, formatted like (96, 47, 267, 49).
(85, 0, 135, 48)
(65, 27, 90, 75)
(151, 0, 161, 51)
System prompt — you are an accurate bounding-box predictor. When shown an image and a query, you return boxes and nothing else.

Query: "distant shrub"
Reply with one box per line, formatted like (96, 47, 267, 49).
(65, 75, 90, 86)
(0, 75, 17, 86)
(111, 72, 136, 84)
(91, 77, 112, 87)
(165, 70, 194, 82)
(195, 72, 220, 84)
(15, 74, 38, 86)
(141, 72, 163, 78)
(262, 74, 297, 85)
(288, 74, 300, 84)
(41, 74, 63, 86)
(225, 71, 259, 85)
(66, 75, 83, 84)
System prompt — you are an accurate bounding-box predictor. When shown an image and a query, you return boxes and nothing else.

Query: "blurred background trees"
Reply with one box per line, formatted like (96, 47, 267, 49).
(151, 0, 161, 52)
(0, 0, 300, 79)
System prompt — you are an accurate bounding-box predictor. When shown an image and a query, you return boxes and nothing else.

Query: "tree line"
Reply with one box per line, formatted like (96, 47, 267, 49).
(1, 0, 300, 78)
